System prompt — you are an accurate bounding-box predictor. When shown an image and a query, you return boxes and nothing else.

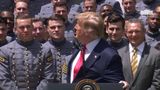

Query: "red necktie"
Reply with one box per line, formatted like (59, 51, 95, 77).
(73, 46, 86, 79)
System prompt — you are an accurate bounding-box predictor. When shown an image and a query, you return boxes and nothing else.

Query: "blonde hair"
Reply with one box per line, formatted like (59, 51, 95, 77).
(75, 12, 104, 38)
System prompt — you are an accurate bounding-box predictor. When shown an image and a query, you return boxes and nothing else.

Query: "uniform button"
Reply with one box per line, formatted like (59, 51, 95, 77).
(27, 75, 29, 77)
(38, 76, 41, 78)
(27, 87, 30, 89)
(39, 63, 42, 65)
(27, 81, 29, 83)
(40, 69, 42, 71)
(12, 69, 15, 71)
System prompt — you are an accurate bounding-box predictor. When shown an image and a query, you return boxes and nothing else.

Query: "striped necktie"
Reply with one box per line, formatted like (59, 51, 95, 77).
(131, 48, 138, 77)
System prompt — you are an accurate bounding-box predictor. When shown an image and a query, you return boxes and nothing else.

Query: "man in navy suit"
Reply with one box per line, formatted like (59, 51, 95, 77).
(67, 12, 125, 85)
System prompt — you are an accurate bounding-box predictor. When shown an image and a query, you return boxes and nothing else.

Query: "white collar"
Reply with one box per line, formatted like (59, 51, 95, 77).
(129, 42, 145, 53)
(86, 38, 100, 53)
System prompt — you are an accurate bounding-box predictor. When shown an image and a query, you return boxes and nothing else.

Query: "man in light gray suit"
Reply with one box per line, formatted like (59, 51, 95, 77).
(118, 18, 160, 90)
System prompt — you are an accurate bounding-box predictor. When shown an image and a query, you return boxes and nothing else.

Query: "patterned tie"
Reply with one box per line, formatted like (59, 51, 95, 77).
(131, 48, 138, 77)
(73, 46, 86, 79)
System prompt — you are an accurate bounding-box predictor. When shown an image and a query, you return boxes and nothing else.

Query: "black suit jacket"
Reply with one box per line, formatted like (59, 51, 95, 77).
(67, 39, 124, 83)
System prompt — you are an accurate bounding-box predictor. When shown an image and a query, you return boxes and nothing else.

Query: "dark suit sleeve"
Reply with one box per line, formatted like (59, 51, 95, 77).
(0, 48, 18, 90)
(103, 52, 124, 83)
(36, 50, 55, 90)
(147, 52, 160, 90)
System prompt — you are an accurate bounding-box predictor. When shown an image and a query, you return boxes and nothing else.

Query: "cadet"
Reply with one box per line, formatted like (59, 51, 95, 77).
(0, 14, 54, 90)
(54, 2, 74, 42)
(43, 15, 75, 83)
(0, 10, 15, 38)
(122, 0, 141, 19)
(0, 17, 13, 47)
(145, 11, 160, 47)
(32, 18, 49, 43)
(37, 0, 67, 18)
(14, 0, 29, 17)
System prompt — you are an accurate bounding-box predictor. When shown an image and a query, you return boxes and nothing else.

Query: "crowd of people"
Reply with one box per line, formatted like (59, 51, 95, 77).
(0, 0, 159, 90)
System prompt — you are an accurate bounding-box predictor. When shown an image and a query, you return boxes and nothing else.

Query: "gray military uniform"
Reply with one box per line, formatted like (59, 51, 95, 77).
(0, 40, 54, 90)
(42, 39, 75, 83)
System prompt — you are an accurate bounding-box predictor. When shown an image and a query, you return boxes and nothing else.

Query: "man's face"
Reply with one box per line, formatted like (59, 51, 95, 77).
(147, 13, 159, 30)
(55, 6, 68, 21)
(155, 6, 160, 16)
(100, 5, 113, 17)
(32, 21, 46, 41)
(15, 2, 28, 15)
(74, 22, 86, 44)
(47, 20, 65, 41)
(122, 0, 136, 14)
(155, 6, 160, 26)
(107, 22, 124, 42)
(84, 0, 97, 12)
(125, 23, 145, 47)
(0, 11, 14, 31)
(0, 24, 7, 41)
(15, 18, 33, 42)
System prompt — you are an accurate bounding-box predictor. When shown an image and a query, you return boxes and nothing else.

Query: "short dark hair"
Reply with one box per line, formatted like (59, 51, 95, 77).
(32, 17, 44, 23)
(53, 2, 69, 11)
(107, 12, 125, 29)
(46, 14, 65, 26)
(125, 18, 145, 32)
(14, 14, 31, 28)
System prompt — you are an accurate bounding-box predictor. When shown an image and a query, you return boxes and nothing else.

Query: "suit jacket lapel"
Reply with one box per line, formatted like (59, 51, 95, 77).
(123, 46, 134, 83)
(67, 49, 79, 83)
(84, 50, 100, 69)
(132, 44, 149, 84)
(83, 39, 106, 70)
(75, 39, 106, 79)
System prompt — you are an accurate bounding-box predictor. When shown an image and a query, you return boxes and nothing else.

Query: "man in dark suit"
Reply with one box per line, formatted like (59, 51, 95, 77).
(118, 18, 160, 90)
(67, 12, 125, 84)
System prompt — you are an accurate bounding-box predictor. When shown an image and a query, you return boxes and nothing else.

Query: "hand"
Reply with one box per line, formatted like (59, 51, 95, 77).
(119, 80, 129, 90)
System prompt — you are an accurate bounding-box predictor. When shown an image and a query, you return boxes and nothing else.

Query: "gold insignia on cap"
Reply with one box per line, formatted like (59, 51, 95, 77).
(0, 57, 5, 63)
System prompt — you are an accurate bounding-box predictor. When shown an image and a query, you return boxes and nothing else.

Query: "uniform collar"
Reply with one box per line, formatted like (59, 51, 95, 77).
(49, 38, 66, 47)
(16, 39, 34, 47)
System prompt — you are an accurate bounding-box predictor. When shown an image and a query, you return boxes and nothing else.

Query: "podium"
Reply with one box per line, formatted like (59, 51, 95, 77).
(46, 83, 123, 90)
